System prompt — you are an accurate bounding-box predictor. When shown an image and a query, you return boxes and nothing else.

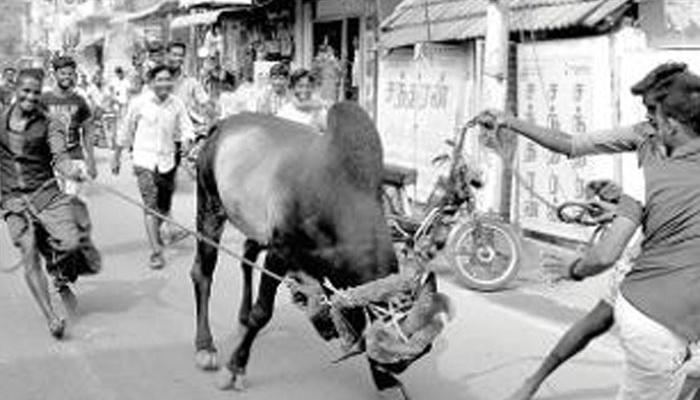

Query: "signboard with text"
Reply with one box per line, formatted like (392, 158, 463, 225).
(376, 44, 473, 201)
(516, 37, 615, 242)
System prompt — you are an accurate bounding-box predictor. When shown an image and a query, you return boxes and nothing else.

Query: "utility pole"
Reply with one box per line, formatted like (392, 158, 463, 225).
(480, 0, 514, 220)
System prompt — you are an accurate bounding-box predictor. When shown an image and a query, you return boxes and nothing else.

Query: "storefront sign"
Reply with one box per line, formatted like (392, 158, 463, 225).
(377, 44, 473, 201)
(516, 37, 614, 242)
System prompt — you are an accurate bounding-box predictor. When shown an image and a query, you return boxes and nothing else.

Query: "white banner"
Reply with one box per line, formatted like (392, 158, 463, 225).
(516, 37, 615, 242)
(377, 44, 473, 201)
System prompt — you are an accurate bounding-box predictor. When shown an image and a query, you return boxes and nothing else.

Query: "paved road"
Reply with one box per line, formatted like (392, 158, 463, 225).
(0, 151, 622, 400)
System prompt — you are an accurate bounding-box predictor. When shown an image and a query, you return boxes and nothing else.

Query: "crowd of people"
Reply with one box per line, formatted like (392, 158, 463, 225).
(3, 37, 700, 400)
(0, 40, 331, 339)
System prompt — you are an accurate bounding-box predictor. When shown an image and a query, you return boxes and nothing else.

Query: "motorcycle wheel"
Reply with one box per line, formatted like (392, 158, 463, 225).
(446, 217, 522, 292)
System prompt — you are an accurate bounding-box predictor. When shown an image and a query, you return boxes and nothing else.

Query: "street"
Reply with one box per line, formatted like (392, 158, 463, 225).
(0, 150, 622, 400)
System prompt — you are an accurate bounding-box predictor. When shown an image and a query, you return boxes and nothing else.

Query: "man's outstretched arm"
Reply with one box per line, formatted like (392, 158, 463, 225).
(474, 109, 647, 158)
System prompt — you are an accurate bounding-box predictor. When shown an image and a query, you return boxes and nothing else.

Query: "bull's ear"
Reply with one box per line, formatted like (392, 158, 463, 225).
(445, 139, 456, 147)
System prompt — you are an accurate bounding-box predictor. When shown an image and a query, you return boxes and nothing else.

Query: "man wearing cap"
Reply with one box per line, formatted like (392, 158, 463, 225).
(0, 68, 101, 339)
(475, 62, 700, 399)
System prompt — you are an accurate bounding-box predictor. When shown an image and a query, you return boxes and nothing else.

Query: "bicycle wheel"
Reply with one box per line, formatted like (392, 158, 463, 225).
(446, 217, 522, 291)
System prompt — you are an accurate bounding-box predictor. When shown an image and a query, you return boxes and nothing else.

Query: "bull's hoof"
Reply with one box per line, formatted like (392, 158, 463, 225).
(378, 384, 411, 400)
(195, 349, 219, 371)
(216, 367, 247, 391)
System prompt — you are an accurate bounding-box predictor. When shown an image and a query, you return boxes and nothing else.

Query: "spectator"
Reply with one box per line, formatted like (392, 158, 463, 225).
(0, 66, 17, 108)
(167, 41, 212, 132)
(215, 64, 255, 117)
(216, 70, 240, 119)
(111, 64, 195, 270)
(42, 56, 97, 201)
(276, 68, 327, 132)
(0, 68, 101, 339)
(257, 62, 290, 115)
(109, 66, 129, 109)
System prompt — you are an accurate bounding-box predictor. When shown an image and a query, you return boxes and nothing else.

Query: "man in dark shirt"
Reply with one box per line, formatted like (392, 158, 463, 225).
(0, 68, 101, 339)
(476, 63, 700, 399)
(41, 56, 97, 199)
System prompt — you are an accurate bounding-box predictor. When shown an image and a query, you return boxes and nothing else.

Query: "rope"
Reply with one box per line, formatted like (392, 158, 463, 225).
(90, 180, 290, 285)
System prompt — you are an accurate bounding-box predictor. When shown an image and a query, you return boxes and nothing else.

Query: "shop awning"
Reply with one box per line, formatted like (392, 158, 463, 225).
(381, 0, 633, 48)
(170, 8, 234, 29)
(112, 0, 179, 24)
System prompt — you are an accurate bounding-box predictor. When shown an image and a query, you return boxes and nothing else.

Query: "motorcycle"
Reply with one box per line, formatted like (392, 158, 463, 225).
(382, 122, 523, 292)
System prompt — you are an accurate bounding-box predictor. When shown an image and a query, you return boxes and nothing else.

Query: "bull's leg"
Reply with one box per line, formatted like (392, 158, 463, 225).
(239, 239, 262, 325)
(217, 251, 284, 390)
(190, 195, 226, 371)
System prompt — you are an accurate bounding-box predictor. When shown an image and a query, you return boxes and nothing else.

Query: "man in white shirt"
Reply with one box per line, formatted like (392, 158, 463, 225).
(110, 64, 194, 269)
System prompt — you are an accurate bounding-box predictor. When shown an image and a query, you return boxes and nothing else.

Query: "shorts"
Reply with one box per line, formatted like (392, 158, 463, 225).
(134, 166, 176, 216)
(4, 193, 101, 282)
